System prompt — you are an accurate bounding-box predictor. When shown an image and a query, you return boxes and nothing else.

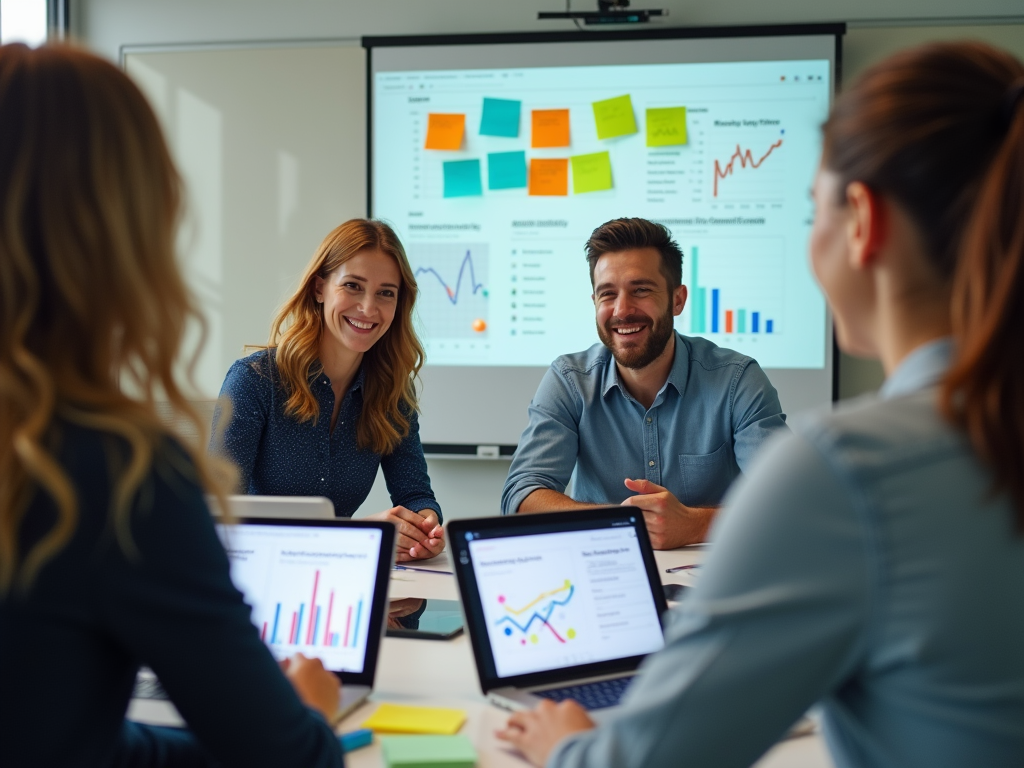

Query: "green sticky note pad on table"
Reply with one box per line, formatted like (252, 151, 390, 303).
(646, 106, 688, 146)
(381, 735, 477, 768)
(571, 151, 613, 194)
(592, 94, 637, 140)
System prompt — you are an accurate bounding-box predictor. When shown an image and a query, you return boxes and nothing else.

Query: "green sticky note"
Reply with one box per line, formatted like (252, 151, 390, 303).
(443, 159, 483, 198)
(487, 150, 527, 190)
(592, 94, 637, 140)
(381, 735, 477, 768)
(646, 106, 688, 147)
(571, 151, 613, 194)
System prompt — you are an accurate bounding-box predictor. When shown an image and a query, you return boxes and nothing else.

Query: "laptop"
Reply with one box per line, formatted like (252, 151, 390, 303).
(448, 507, 668, 718)
(205, 494, 336, 519)
(129, 517, 395, 727)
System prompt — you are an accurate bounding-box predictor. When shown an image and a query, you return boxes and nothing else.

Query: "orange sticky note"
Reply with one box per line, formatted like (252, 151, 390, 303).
(528, 158, 569, 196)
(425, 113, 465, 150)
(531, 109, 570, 148)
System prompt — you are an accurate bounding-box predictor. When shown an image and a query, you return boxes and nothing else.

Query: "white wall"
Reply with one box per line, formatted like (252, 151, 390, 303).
(71, 0, 1024, 521)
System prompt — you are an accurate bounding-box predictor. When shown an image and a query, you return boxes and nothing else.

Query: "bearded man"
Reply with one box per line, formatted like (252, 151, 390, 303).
(500, 218, 788, 548)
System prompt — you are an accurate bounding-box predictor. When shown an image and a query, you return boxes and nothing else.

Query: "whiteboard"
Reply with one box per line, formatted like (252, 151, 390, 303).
(124, 43, 367, 400)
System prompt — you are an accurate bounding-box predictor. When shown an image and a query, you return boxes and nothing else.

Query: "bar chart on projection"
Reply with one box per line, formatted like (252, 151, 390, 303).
(218, 524, 383, 673)
(680, 239, 784, 340)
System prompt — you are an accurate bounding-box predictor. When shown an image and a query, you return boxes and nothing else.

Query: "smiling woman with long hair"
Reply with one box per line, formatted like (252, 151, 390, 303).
(0, 43, 345, 767)
(498, 41, 1024, 768)
(212, 219, 445, 562)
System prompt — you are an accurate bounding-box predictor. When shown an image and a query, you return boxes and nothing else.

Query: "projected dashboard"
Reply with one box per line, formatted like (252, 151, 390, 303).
(373, 43, 831, 371)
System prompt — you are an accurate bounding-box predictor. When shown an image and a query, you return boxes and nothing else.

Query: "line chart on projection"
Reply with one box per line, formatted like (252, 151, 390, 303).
(408, 242, 490, 343)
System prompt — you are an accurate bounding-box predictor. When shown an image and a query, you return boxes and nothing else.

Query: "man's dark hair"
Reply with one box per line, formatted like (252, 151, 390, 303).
(584, 218, 683, 290)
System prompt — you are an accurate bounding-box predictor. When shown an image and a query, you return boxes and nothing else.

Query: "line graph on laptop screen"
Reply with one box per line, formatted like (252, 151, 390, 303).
(217, 524, 382, 673)
(468, 526, 664, 678)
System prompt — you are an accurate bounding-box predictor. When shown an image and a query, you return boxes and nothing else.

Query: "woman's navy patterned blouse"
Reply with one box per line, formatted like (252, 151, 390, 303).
(212, 349, 441, 520)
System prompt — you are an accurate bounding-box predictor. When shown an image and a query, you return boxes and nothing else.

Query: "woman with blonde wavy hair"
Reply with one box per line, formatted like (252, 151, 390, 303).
(0, 44, 345, 767)
(213, 219, 444, 563)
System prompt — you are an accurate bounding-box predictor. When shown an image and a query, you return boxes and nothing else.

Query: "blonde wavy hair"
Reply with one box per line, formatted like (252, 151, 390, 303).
(269, 220, 424, 455)
(0, 44, 231, 595)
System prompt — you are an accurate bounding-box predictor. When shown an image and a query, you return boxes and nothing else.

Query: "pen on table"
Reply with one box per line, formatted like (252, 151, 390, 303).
(392, 564, 453, 575)
(664, 564, 701, 574)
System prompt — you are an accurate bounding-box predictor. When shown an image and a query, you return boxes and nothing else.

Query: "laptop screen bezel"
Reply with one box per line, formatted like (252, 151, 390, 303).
(448, 507, 670, 694)
(219, 517, 396, 688)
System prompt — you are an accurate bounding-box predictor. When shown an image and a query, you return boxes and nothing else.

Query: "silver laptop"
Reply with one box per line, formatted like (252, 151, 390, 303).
(129, 517, 395, 727)
(448, 507, 669, 719)
(206, 494, 335, 519)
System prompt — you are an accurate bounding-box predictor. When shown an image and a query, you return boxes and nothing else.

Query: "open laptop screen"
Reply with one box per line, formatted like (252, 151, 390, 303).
(216, 519, 393, 683)
(450, 508, 667, 690)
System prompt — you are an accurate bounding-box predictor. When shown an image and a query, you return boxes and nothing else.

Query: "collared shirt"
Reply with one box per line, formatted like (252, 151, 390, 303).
(549, 338, 1024, 768)
(501, 332, 788, 514)
(212, 349, 440, 519)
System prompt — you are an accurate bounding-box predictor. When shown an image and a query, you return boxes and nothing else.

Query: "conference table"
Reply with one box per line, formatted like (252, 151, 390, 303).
(339, 545, 835, 768)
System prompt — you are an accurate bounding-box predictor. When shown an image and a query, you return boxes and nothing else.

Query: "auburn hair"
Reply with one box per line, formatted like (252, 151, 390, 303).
(268, 219, 424, 455)
(822, 41, 1024, 529)
(0, 44, 233, 594)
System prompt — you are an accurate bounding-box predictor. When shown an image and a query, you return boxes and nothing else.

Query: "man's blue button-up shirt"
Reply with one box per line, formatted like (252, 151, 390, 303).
(501, 333, 787, 513)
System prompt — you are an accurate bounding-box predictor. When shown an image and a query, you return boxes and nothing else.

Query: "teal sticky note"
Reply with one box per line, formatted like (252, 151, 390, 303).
(479, 97, 520, 138)
(381, 735, 477, 768)
(487, 150, 527, 190)
(443, 159, 483, 198)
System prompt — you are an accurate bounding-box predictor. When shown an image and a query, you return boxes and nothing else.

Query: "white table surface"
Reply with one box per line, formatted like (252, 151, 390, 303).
(340, 546, 836, 768)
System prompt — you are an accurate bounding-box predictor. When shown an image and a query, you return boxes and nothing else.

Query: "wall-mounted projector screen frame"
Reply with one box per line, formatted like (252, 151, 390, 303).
(365, 24, 844, 456)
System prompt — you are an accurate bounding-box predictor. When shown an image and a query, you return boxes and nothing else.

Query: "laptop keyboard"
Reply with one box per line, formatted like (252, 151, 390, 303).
(534, 677, 632, 710)
(132, 676, 169, 701)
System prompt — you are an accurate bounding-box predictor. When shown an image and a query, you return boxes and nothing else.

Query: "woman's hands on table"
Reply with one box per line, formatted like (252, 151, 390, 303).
(281, 653, 341, 722)
(367, 506, 444, 561)
(497, 699, 595, 766)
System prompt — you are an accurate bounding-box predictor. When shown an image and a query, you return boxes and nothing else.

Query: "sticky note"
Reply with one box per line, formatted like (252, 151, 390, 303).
(571, 151, 613, 194)
(339, 728, 373, 753)
(528, 158, 569, 196)
(443, 159, 482, 198)
(425, 113, 465, 150)
(480, 97, 521, 138)
(646, 107, 689, 146)
(487, 150, 527, 190)
(381, 735, 477, 768)
(362, 703, 467, 735)
(531, 109, 570, 148)
(592, 94, 637, 140)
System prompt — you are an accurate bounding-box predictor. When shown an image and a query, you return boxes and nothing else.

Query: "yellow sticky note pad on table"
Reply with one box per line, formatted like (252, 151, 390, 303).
(592, 94, 637, 140)
(425, 113, 466, 150)
(646, 107, 688, 146)
(571, 151, 613, 194)
(362, 704, 467, 735)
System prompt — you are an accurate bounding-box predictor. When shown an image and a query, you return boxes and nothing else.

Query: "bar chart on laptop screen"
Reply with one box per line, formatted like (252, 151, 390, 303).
(218, 525, 382, 673)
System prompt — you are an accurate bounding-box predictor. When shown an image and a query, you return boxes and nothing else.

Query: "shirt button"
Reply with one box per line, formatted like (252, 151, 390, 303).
(646, 417, 652, 424)
(648, 460, 655, 467)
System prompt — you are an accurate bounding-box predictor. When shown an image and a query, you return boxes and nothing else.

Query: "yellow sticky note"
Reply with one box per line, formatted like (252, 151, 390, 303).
(592, 94, 637, 140)
(362, 703, 467, 735)
(646, 107, 688, 147)
(528, 158, 569, 196)
(571, 151, 613, 194)
(531, 109, 571, 148)
(425, 113, 465, 150)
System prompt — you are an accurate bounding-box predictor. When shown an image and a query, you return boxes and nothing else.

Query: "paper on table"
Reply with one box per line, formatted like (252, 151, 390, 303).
(381, 735, 477, 768)
(479, 97, 521, 138)
(528, 158, 569, 196)
(362, 703, 467, 735)
(425, 113, 465, 150)
(646, 106, 688, 146)
(570, 151, 613, 194)
(531, 108, 570, 148)
(592, 94, 637, 140)
(487, 150, 527, 190)
(443, 159, 483, 198)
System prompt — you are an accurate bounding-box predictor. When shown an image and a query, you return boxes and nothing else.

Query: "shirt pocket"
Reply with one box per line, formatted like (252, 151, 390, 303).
(677, 441, 736, 507)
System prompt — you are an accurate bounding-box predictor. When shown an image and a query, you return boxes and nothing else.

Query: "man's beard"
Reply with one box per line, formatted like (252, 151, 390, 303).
(596, 303, 675, 370)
